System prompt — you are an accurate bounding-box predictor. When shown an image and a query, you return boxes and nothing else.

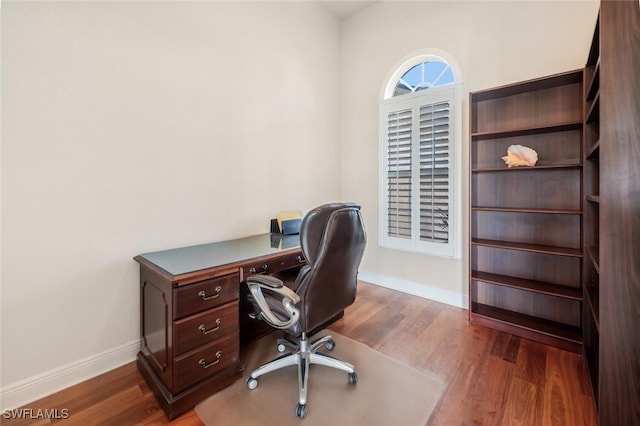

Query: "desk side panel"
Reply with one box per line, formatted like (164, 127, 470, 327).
(139, 265, 174, 390)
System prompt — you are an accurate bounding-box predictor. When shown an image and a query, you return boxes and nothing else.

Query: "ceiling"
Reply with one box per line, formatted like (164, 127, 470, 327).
(318, 1, 378, 20)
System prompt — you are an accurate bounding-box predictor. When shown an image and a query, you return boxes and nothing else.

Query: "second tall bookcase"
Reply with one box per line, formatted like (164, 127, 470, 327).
(582, 10, 600, 404)
(469, 70, 584, 353)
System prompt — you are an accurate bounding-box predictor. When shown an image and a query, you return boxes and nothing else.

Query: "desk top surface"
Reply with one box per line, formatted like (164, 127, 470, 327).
(136, 233, 301, 276)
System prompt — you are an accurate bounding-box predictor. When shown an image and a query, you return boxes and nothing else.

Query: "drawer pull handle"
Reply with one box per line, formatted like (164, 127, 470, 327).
(198, 286, 222, 301)
(199, 351, 222, 369)
(198, 318, 221, 335)
(296, 255, 305, 263)
(249, 265, 268, 274)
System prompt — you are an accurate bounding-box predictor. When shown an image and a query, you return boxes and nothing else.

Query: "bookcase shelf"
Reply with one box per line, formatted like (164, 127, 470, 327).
(472, 164, 581, 173)
(586, 59, 600, 102)
(472, 238, 582, 258)
(585, 244, 600, 273)
(586, 139, 600, 160)
(471, 270, 582, 300)
(471, 206, 581, 215)
(470, 121, 582, 140)
(470, 303, 582, 348)
(586, 92, 600, 123)
(584, 280, 600, 331)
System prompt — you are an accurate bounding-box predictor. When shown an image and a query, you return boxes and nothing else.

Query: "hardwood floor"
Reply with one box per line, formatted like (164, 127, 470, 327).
(1, 282, 597, 425)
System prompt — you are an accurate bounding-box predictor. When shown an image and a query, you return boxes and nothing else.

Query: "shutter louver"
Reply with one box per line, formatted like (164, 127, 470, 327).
(419, 101, 450, 243)
(386, 109, 412, 239)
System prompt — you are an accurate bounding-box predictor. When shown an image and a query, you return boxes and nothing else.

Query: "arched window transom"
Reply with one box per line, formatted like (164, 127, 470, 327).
(392, 60, 454, 97)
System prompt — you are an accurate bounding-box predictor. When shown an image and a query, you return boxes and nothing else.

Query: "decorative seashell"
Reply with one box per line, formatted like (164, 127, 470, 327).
(501, 144, 538, 168)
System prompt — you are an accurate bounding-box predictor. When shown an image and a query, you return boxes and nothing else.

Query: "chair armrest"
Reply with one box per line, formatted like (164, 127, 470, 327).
(246, 274, 286, 289)
(246, 275, 300, 329)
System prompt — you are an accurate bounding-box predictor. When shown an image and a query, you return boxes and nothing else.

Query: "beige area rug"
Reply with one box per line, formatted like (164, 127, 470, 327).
(195, 332, 445, 426)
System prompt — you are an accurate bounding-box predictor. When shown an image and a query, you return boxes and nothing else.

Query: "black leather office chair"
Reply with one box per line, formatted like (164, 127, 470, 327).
(244, 203, 366, 419)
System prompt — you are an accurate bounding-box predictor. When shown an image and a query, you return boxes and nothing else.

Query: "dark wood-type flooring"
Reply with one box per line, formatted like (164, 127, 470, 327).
(1, 281, 597, 425)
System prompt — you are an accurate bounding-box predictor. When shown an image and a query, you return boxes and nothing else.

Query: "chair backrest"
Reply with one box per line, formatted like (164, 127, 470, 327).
(294, 203, 366, 333)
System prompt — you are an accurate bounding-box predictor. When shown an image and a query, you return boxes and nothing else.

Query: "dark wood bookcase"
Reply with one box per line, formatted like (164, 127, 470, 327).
(582, 8, 600, 406)
(585, 2, 640, 424)
(469, 70, 584, 353)
(468, 3, 639, 423)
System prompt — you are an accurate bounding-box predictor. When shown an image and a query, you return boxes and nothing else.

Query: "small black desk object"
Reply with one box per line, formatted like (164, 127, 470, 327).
(134, 233, 305, 419)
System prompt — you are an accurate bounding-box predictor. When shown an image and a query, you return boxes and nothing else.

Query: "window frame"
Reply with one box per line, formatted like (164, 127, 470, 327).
(379, 53, 462, 259)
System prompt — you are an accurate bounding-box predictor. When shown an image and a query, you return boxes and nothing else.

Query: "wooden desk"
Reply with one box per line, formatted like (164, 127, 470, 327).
(134, 233, 305, 419)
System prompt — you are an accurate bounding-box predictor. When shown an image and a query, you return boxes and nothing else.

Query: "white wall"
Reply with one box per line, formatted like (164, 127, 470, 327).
(340, 1, 599, 304)
(0, 1, 341, 406)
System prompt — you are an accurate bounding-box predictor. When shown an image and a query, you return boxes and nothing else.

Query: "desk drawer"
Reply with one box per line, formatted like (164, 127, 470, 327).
(173, 333, 239, 393)
(174, 301, 238, 356)
(174, 273, 239, 319)
(241, 253, 305, 279)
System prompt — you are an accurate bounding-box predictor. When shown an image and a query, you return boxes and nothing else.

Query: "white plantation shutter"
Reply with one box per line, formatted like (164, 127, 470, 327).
(419, 101, 449, 244)
(381, 86, 457, 257)
(386, 109, 412, 239)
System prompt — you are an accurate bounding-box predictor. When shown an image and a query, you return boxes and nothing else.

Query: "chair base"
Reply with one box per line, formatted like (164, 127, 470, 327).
(246, 332, 357, 418)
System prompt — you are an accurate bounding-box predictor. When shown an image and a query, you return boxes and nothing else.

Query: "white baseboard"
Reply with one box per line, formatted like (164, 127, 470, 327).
(358, 270, 469, 309)
(0, 339, 139, 411)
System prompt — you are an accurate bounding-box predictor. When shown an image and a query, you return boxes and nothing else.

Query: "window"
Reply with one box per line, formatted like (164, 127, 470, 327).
(380, 54, 461, 258)
(392, 60, 454, 96)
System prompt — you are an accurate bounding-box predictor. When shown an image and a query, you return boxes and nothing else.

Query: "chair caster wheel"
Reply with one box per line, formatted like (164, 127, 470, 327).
(295, 403, 308, 418)
(325, 339, 335, 351)
(246, 377, 258, 390)
(348, 372, 358, 385)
